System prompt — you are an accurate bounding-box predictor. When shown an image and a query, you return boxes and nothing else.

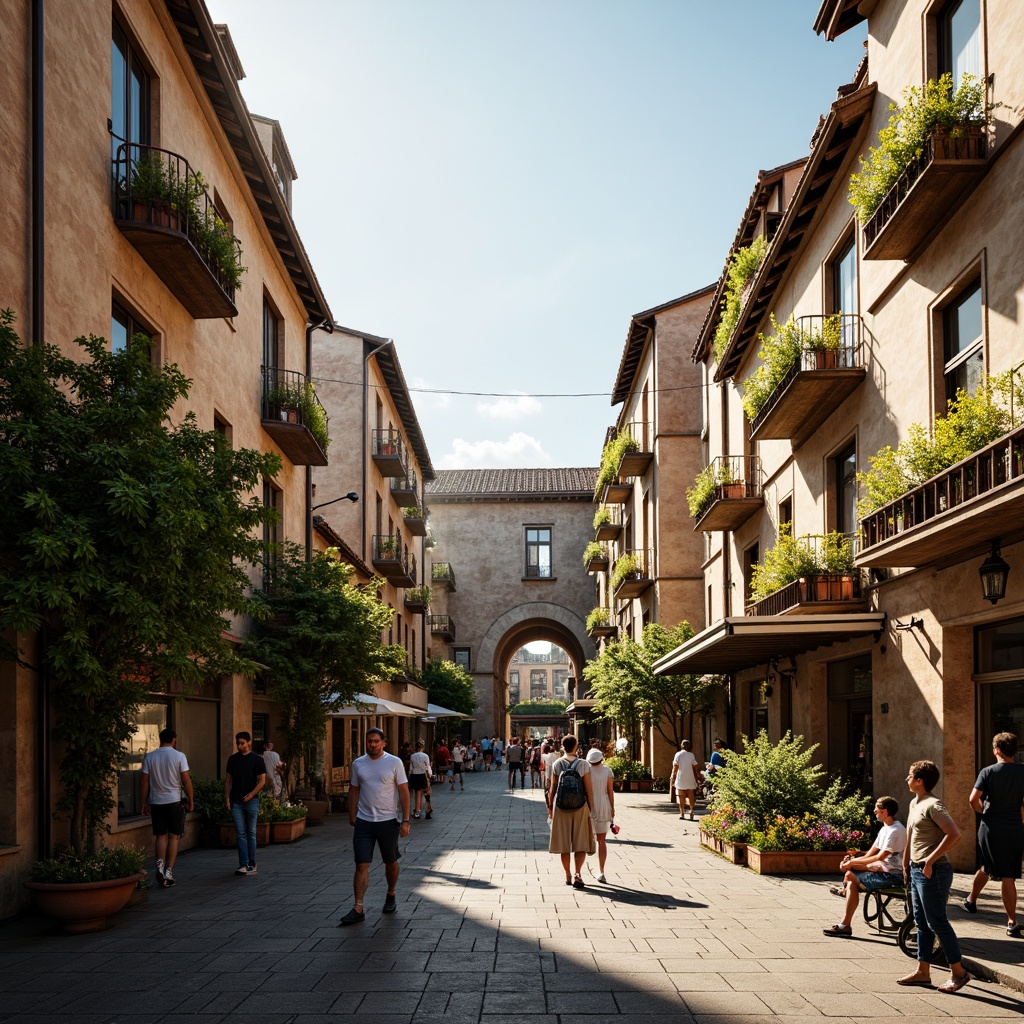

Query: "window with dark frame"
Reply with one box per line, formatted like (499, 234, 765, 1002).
(112, 16, 150, 154)
(262, 296, 281, 370)
(262, 478, 281, 578)
(509, 670, 520, 703)
(525, 527, 552, 578)
(530, 669, 547, 698)
(778, 497, 793, 529)
(834, 443, 858, 537)
(943, 281, 983, 404)
(111, 300, 152, 355)
(454, 648, 470, 672)
(938, 0, 981, 87)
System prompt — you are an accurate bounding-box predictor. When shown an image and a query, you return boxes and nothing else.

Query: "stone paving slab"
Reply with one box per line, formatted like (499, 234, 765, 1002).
(2, 768, 1024, 1023)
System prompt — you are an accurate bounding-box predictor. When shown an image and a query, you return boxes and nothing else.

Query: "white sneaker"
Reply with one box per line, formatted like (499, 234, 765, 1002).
(156, 859, 165, 885)
(246, 864, 257, 875)
(162, 868, 175, 887)
(235, 866, 248, 876)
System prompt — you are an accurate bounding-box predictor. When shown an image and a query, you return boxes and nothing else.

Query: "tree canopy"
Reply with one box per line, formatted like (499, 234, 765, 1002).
(421, 659, 477, 738)
(583, 621, 723, 751)
(240, 543, 405, 785)
(0, 312, 279, 854)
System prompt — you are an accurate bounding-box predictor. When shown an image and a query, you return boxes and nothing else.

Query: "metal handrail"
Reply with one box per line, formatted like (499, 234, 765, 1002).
(694, 456, 762, 521)
(860, 424, 1024, 549)
(372, 428, 407, 461)
(863, 127, 987, 248)
(431, 562, 456, 587)
(427, 614, 456, 638)
(261, 366, 326, 428)
(111, 139, 239, 299)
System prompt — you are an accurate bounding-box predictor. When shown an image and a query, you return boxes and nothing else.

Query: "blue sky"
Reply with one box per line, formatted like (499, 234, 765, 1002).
(209, 1, 865, 470)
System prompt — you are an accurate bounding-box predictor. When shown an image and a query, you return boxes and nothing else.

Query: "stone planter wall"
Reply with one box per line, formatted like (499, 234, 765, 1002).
(745, 847, 846, 875)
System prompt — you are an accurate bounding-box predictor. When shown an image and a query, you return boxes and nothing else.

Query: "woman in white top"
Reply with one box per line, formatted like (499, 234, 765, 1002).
(586, 748, 615, 882)
(408, 740, 433, 819)
(541, 743, 557, 806)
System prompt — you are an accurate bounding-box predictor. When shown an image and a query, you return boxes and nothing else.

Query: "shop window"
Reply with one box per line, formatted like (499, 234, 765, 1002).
(118, 701, 168, 818)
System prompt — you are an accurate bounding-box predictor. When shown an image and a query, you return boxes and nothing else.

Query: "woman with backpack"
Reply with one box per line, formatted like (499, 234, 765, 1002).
(547, 735, 596, 889)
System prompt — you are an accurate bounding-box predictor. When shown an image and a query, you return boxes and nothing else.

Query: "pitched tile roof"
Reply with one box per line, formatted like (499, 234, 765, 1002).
(427, 468, 598, 503)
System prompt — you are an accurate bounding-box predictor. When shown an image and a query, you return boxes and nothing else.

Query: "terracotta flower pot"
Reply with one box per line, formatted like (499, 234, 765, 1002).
(270, 818, 307, 843)
(24, 873, 145, 933)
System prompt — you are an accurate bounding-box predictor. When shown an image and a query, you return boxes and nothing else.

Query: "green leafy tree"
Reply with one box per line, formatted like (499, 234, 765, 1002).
(0, 311, 278, 856)
(509, 698, 567, 716)
(422, 659, 478, 740)
(240, 543, 406, 787)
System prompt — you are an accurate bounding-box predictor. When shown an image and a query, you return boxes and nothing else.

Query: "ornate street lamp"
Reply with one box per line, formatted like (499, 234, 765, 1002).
(979, 540, 1010, 605)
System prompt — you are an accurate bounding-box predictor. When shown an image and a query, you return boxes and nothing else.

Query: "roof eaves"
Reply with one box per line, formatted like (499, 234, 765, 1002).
(813, 0, 869, 42)
(169, 0, 331, 324)
(312, 516, 374, 578)
(372, 342, 435, 481)
(712, 80, 876, 382)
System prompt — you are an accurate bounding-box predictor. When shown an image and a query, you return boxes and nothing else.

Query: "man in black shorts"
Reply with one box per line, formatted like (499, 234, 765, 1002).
(339, 728, 410, 926)
(506, 737, 525, 791)
(140, 728, 193, 888)
(963, 731, 1024, 936)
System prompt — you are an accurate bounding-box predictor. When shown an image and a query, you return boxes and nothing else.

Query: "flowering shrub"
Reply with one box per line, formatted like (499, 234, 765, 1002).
(701, 803, 752, 843)
(30, 845, 145, 884)
(749, 812, 865, 852)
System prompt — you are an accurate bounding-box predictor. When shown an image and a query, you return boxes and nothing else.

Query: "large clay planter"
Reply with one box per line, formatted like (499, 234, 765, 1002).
(256, 822, 270, 847)
(302, 799, 328, 825)
(270, 818, 307, 843)
(635, 779, 654, 793)
(723, 840, 747, 865)
(25, 873, 145, 933)
(699, 830, 723, 854)
(745, 847, 846, 875)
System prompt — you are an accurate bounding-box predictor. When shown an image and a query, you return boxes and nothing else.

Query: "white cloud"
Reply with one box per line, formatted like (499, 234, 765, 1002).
(475, 393, 542, 420)
(438, 432, 552, 469)
(409, 376, 450, 410)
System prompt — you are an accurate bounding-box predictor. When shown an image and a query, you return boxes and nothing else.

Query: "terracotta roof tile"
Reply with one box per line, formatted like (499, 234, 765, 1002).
(427, 468, 598, 502)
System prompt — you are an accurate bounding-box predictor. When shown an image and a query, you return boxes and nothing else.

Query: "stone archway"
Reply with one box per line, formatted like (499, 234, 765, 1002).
(474, 601, 596, 735)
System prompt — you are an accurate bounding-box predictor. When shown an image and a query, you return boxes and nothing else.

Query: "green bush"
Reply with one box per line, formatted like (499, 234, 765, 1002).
(301, 382, 330, 452)
(586, 606, 611, 631)
(686, 465, 716, 520)
(609, 552, 641, 591)
(849, 73, 986, 223)
(709, 730, 824, 829)
(740, 314, 802, 420)
(30, 845, 146, 884)
(815, 777, 871, 833)
(192, 776, 231, 828)
(406, 584, 431, 607)
(593, 505, 613, 531)
(582, 541, 605, 568)
(595, 430, 641, 493)
(748, 525, 854, 601)
(603, 755, 646, 781)
(858, 381, 1011, 517)
(712, 235, 767, 364)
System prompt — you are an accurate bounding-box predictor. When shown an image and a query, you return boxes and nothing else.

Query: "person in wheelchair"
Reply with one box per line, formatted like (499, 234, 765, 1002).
(823, 796, 906, 938)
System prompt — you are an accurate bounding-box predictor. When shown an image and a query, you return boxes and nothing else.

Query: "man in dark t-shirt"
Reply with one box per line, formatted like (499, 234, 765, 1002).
(225, 731, 267, 877)
(964, 731, 1024, 936)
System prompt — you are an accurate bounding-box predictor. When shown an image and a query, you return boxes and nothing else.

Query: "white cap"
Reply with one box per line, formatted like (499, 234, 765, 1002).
(586, 748, 604, 764)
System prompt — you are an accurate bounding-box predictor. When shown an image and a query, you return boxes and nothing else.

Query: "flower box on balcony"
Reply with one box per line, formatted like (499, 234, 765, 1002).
(745, 846, 846, 876)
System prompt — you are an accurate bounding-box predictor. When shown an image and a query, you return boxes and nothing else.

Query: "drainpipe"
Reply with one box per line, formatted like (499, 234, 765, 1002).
(304, 319, 333, 560)
(362, 337, 393, 562)
(32, 0, 50, 859)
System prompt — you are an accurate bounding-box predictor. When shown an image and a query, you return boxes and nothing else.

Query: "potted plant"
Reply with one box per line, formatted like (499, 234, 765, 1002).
(300, 382, 330, 452)
(806, 314, 843, 369)
(24, 846, 146, 933)
(609, 552, 641, 592)
(717, 462, 744, 500)
(740, 314, 802, 421)
(269, 802, 308, 843)
(265, 382, 303, 423)
(377, 535, 399, 558)
(686, 466, 717, 520)
(582, 540, 607, 571)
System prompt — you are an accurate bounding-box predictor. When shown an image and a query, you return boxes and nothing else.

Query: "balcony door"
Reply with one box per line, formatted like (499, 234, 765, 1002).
(827, 655, 872, 787)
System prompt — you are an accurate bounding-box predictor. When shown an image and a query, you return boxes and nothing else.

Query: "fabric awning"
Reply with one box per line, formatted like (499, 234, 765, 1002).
(424, 702, 475, 720)
(328, 692, 423, 717)
(652, 613, 886, 676)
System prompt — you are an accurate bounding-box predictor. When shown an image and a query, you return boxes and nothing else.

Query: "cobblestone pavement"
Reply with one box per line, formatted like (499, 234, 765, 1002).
(2, 768, 1024, 1024)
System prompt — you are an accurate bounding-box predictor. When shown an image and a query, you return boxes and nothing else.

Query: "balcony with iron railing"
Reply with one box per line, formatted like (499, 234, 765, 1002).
(371, 429, 408, 477)
(747, 316, 867, 445)
(430, 562, 456, 592)
(111, 139, 241, 318)
(691, 456, 763, 532)
(403, 505, 428, 537)
(586, 608, 617, 639)
(863, 127, 987, 261)
(391, 469, 419, 507)
(616, 420, 654, 478)
(594, 505, 623, 542)
(261, 366, 329, 466)
(858, 424, 1024, 568)
(611, 548, 654, 601)
(371, 535, 416, 586)
(428, 614, 456, 642)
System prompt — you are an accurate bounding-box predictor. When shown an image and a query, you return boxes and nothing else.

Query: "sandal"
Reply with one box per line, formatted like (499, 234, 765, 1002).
(565, 876, 573, 886)
(1007, 922, 1023, 937)
(572, 875, 586, 890)
(936, 972, 970, 994)
(829, 885, 847, 897)
(896, 975, 932, 987)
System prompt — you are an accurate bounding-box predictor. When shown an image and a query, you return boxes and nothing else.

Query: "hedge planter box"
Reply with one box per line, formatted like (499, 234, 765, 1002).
(745, 847, 845, 875)
(270, 818, 307, 843)
(699, 830, 724, 855)
(723, 840, 747, 865)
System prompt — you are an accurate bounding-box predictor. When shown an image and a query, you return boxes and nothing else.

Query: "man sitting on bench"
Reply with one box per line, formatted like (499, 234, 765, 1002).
(823, 796, 907, 938)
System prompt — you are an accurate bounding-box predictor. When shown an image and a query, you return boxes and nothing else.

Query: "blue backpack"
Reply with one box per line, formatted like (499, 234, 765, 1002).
(555, 758, 587, 811)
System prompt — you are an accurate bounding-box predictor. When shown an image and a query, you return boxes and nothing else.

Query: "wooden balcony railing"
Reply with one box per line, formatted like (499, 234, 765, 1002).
(745, 573, 866, 617)
(858, 424, 1024, 567)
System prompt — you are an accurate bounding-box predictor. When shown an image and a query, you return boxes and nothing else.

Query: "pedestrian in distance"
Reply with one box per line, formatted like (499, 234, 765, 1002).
(541, 741, 557, 801)
(492, 734, 503, 770)
(670, 739, 701, 821)
(506, 736, 525, 791)
(586, 747, 615, 883)
(338, 727, 411, 926)
(433, 739, 450, 784)
(450, 739, 466, 790)
(897, 759, 970, 993)
(529, 740, 543, 788)
(547, 735, 596, 889)
(224, 731, 266, 877)
(962, 731, 1024, 936)
(823, 796, 906, 937)
(409, 740, 433, 819)
(262, 740, 284, 799)
(140, 728, 193, 888)
(481, 734, 493, 770)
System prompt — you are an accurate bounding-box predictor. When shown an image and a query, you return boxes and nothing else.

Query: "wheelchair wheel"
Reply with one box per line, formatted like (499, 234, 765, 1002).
(863, 890, 907, 933)
(896, 915, 948, 965)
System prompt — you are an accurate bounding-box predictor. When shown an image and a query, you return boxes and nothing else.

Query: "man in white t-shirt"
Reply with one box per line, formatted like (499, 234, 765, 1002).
(823, 796, 907, 938)
(450, 741, 466, 791)
(670, 739, 701, 821)
(140, 728, 193, 888)
(262, 741, 283, 798)
(338, 728, 410, 927)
